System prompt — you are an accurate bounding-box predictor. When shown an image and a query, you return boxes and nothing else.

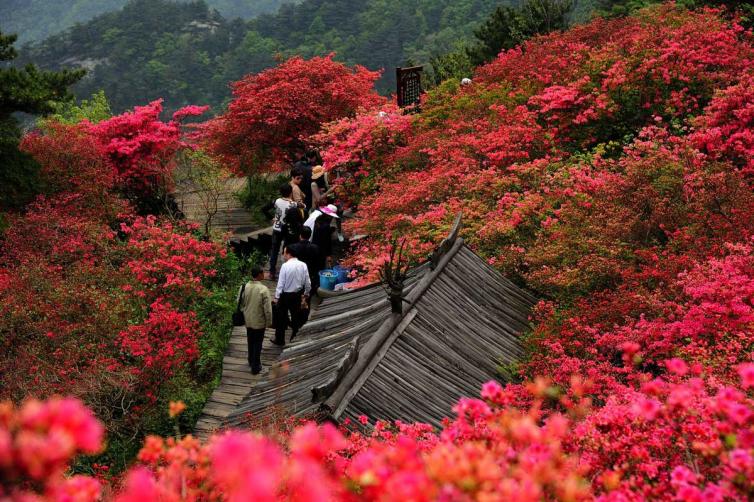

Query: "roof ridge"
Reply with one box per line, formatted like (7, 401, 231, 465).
(319, 236, 465, 421)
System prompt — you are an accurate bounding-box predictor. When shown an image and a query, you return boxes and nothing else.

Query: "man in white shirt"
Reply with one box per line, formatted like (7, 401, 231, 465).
(272, 245, 311, 345)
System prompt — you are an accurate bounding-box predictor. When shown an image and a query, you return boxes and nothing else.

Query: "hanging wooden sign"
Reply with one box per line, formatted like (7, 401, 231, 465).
(396, 66, 423, 109)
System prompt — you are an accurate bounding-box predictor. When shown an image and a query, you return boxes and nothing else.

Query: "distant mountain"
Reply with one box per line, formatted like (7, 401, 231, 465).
(19, 0, 515, 114)
(0, 0, 299, 43)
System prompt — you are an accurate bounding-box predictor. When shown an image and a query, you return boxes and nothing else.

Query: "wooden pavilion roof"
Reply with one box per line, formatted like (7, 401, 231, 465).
(224, 215, 536, 429)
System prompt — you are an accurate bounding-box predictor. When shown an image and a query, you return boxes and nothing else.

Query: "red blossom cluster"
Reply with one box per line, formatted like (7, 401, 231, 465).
(5, 364, 754, 500)
(88, 99, 207, 200)
(0, 397, 103, 501)
(202, 54, 384, 172)
(19, 122, 118, 211)
(120, 216, 224, 307)
(118, 301, 200, 396)
(312, 104, 413, 203)
(691, 72, 754, 175)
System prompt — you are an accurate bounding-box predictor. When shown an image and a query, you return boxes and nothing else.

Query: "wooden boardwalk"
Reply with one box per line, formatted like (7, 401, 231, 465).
(173, 175, 291, 437)
(194, 280, 285, 439)
(174, 177, 258, 237)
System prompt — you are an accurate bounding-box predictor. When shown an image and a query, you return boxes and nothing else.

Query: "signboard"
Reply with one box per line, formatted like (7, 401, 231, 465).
(396, 66, 423, 109)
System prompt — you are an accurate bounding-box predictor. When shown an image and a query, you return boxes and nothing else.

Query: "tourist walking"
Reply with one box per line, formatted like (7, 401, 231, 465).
(290, 168, 306, 209)
(269, 184, 297, 279)
(311, 165, 328, 209)
(295, 150, 319, 211)
(304, 203, 338, 237)
(238, 266, 273, 375)
(289, 226, 323, 294)
(311, 204, 339, 267)
(273, 246, 311, 346)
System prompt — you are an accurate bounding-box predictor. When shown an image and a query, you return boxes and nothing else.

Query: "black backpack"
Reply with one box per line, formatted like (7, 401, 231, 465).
(283, 205, 304, 237)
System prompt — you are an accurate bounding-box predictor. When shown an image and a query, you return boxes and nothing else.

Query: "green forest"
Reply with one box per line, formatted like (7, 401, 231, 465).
(7, 0, 748, 114)
(0, 0, 300, 43)
(14, 0, 616, 115)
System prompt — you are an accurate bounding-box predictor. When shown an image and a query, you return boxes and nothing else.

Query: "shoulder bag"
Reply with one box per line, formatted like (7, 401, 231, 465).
(232, 283, 246, 326)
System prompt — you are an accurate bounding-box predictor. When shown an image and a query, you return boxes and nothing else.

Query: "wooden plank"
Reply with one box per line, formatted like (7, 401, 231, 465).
(331, 309, 417, 418)
(202, 406, 233, 419)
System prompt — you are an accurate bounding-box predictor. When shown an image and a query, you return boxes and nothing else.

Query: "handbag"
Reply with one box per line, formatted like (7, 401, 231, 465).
(271, 301, 279, 330)
(232, 283, 246, 327)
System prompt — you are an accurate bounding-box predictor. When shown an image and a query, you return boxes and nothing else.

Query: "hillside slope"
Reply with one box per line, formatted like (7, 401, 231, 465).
(19, 0, 517, 114)
(0, 0, 299, 43)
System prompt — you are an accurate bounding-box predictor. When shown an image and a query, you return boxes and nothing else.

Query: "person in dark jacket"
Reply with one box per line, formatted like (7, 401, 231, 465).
(289, 226, 323, 294)
(311, 205, 338, 267)
(294, 150, 318, 212)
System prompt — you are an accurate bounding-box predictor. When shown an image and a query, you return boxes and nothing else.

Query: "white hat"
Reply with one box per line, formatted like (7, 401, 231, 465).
(461, 78, 472, 86)
(321, 204, 339, 218)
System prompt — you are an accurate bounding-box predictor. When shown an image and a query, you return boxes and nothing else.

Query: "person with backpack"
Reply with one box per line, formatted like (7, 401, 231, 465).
(282, 200, 304, 249)
(289, 226, 323, 294)
(269, 184, 297, 279)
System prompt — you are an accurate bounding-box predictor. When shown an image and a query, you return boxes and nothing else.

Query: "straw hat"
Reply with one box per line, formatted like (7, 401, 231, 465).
(321, 204, 339, 218)
(312, 165, 325, 180)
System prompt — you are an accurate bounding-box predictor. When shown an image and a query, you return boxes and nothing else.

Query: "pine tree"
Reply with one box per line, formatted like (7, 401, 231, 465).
(466, 0, 573, 66)
(0, 31, 84, 208)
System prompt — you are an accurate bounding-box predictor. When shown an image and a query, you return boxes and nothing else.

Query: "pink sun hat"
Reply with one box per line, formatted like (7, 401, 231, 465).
(320, 204, 339, 218)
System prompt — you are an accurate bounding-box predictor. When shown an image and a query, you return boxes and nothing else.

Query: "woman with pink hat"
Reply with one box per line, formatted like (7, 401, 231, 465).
(304, 203, 339, 267)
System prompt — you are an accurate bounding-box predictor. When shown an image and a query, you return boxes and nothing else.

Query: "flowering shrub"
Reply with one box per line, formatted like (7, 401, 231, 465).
(88, 99, 207, 206)
(318, 5, 754, 274)
(691, 72, 754, 175)
(2, 101, 229, 470)
(6, 364, 754, 501)
(572, 373, 754, 500)
(0, 397, 103, 501)
(202, 54, 384, 172)
(19, 122, 118, 213)
(120, 215, 224, 308)
(312, 104, 413, 203)
(118, 300, 201, 398)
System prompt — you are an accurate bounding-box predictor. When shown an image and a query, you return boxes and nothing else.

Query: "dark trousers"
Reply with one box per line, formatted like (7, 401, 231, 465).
(246, 327, 265, 374)
(274, 291, 303, 345)
(269, 230, 284, 276)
